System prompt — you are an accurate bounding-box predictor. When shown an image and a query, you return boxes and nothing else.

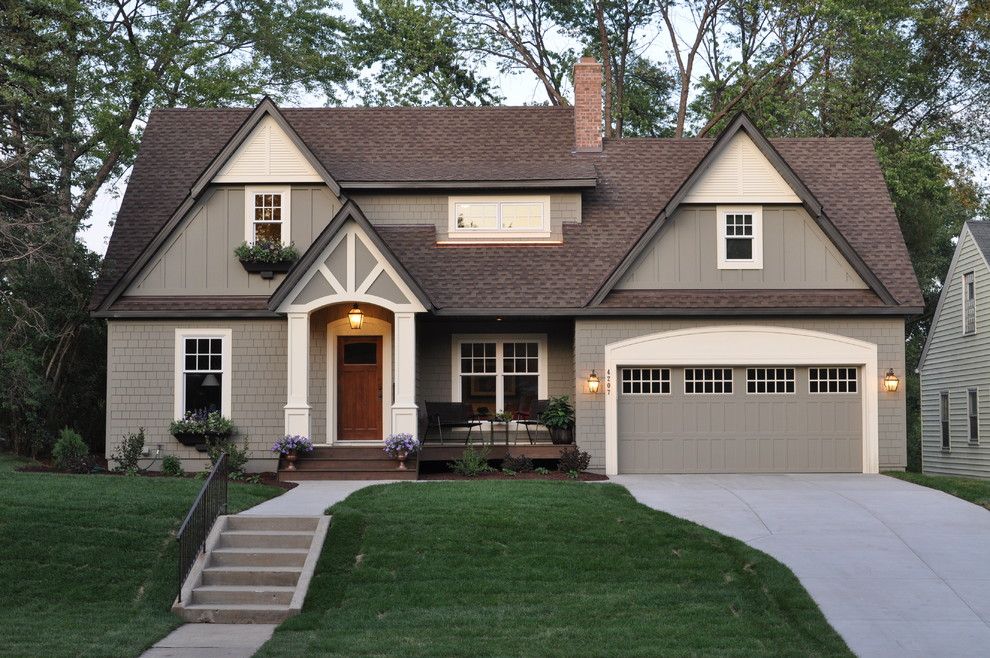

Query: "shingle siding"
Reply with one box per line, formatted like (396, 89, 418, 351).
(574, 317, 907, 472)
(920, 228, 990, 477)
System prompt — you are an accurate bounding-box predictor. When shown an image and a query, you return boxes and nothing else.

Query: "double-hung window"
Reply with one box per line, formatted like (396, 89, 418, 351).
(969, 389, 979, 444)
(452, 335, 547, 416)
(174, 329, 232, 418)
(717, 206, 763, 269)
(941, 392, 950, 449)
(449, 196, 550, 239)
(963, 272, 976, 335)
(245, 187, 290, 245)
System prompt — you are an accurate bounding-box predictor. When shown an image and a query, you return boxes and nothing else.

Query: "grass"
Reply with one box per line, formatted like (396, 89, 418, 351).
(885, 470, 990, 509)
(257, 482, 851, 657)
(0, 452, 282, 657)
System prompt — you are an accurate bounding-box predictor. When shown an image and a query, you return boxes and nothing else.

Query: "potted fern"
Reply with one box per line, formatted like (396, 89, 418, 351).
(540, 395, 575, 445)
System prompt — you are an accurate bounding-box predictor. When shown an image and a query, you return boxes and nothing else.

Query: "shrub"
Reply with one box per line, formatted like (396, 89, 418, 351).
(557, 446, 591, 474)
(110, 429, 145, 474)
(534, 466, 551, 475)
(234, 240, 299, 263)
(449, 447, 493, 477)
(501, 453, 533, 473)
(52, 428, 89, 472)
(206, 436, 250, 479)
(161, 454, 184, 477)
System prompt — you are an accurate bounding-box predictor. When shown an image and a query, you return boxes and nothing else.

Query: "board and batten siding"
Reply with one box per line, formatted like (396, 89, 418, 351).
(574, 318, 906, 472)
(617, 206, 867, 290)
(920, 228, 990, 477)
(124, 185, 341, 296)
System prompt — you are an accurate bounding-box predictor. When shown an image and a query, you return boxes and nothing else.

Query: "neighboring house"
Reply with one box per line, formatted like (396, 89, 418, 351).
(91, 57, 922, 476)
(919, 221, 990, 477)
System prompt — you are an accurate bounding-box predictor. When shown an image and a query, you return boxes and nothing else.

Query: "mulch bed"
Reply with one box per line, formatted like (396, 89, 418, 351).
(421, 470, 608, 481)
(16, 460, 296, 490)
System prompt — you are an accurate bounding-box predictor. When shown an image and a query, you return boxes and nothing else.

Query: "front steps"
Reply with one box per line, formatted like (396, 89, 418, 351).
(173, 515, 330, 624)
(280, 446, 417, 481)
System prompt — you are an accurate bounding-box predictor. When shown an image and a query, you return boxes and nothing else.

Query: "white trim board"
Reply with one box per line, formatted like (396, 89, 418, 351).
(602, 325, 879, 476)
(173, 328, 233, 420)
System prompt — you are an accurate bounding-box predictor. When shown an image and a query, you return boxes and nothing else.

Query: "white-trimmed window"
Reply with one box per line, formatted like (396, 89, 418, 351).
(969, 389, 979, 444)
(621, 368, 671, 395)
(941, 392, 950, 449)
(809, 367, 858, 394)
(174, 329, 232, 418)
(717, 205, 763, 269)
(245, 187, 291, 245)
(684, 368, 733, 394)
(963, 271, 976, 335)
(451, 335, 547, 416)
(746, 368, 795, 394)
(448, 196, 550, 238)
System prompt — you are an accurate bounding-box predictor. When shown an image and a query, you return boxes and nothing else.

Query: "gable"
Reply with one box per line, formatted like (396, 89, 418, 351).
(616, 205, 868, 290)
(213, 115, 323, 183)
(682, 132, 800, 203)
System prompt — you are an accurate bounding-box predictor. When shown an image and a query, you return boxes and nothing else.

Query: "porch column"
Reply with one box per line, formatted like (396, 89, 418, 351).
(284, 311, 311, 437)
(391, 311, 418, 437)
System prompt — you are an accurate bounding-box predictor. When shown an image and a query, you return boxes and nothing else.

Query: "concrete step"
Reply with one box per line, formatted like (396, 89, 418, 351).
(191, 585, 295, 606)
(201, 566, 303, 587)
(225, 516, 320, 532)
(218, 530, 315, 549)
(281, 468, 418, 481)
(209, 548, 309, 568)
(178, 603, 296, 624)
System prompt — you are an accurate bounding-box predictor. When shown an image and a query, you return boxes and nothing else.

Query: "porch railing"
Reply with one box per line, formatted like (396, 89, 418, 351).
(175, 452, 228, 604)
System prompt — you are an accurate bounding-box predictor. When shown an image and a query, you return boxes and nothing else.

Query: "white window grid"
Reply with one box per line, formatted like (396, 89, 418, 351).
(504, 342, 539, 374)
(725, 213, 753, 237)
(460, 342, 497, 374)
(746, 368, 795, 394)
(184, 337, 223, 373)
(621, 368, 671, 395)
(808, 367, 858, 394)
(684, 368, 733, 394)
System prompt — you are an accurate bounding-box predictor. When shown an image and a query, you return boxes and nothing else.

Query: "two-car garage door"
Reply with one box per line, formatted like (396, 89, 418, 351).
(617, 365, 863, 473)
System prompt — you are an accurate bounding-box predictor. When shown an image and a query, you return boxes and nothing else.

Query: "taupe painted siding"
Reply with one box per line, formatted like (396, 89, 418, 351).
(125, 185, 341, 296)
(351, 192, 581, 242)
(415, 319, 574, 432)
(616, 206, 867, 289)
(574, 318, 907, 472)
(617, 367, 862, 473)
(105, 319, 286, 472)
(920, 230, 990, 477)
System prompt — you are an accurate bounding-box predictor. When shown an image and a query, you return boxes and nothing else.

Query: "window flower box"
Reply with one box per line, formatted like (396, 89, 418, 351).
(169, 410, 235, 451)
(235, 240, 299, 279)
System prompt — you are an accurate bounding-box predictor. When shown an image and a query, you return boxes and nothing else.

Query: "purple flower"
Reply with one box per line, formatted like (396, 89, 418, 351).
(271, 435, 314, 455)
(383, 433, 421, 457)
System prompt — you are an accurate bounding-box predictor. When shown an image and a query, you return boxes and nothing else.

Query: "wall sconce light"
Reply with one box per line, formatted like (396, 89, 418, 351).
(348, 303, 364, 330)
(588, 370, 601, 394)
(883, 368, 899, 393)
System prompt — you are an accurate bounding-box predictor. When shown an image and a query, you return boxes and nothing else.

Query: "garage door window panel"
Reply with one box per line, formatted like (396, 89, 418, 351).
(809, 367, 858, 394)
(621, 368, 670, 395)
(746, 368, 795, 394)
(684, 368, 733, 394)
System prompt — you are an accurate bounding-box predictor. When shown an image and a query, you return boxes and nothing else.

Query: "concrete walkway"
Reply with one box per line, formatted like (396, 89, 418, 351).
(241, 480, 389, 516)
(143, 624, 277, 658)
(614, 474, 990, 658)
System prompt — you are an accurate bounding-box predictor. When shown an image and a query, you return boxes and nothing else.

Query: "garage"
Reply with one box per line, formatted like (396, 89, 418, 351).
(616, 366, 863, 473)
(603, 326, 879, 475)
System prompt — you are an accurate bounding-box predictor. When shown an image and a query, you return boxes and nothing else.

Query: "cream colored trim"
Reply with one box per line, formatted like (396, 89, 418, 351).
(450, 334, 549, 416)
(326, 316, 392, 445)
(214, 115, 323, 184)
(173, 328, 232, 420)
(682, 131, 801, 203)
(244, 186, 291, 246)
(716, 205, 763, 270)
(447, 195, 551, 240)
(602, 325, 879, 476)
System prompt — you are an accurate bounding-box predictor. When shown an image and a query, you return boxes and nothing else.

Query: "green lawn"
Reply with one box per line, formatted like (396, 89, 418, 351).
(885, 470, 990, 509)
(0, 452, 282, 657)
(257, 482, 850, 657)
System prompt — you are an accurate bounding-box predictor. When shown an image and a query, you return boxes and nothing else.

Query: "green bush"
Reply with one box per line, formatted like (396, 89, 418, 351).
(502, 453, 534, 473)
(449, 447, 493, 477)
(557, 446, 591, 474)
(234, 240, 299, 263)
(161, 454, 184, 477)
(52, 428, 89, 472)
(206, 436, 250, 479)
(110, 429, 145, 474)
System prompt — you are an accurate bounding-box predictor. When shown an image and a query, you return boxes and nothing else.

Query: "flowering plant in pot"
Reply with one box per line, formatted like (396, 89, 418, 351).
(383, 433, 421, 470)
(169, 410, 234, 448)
(540, 395, 575, 444)
(271, 434, 314, 471)
(234, 240, 300, 278)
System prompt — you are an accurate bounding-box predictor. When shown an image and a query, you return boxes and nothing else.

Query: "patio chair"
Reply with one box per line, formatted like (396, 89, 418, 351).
(425, 402, 484, 445)
(513, 399, 549, 445)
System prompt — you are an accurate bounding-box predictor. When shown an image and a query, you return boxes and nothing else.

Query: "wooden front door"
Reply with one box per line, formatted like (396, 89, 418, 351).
(337, 336, 383, 440)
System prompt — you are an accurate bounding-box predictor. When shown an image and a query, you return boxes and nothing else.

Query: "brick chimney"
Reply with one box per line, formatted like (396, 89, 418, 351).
(573, 56, 603, 152)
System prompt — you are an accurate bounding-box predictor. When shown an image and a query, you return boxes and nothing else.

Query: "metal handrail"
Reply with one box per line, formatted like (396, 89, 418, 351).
(175, 452, 228, 604)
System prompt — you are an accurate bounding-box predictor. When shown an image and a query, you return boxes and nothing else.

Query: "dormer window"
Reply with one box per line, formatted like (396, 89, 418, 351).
(717, 205, 763, 269)
(245, 186, 291, 245)
(448, 195, 550, 239)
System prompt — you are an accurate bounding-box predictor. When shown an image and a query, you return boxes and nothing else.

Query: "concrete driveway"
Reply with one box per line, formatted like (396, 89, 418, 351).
(613, 474, 990, 658)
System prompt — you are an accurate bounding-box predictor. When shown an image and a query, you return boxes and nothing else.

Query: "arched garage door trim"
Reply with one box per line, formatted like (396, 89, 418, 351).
(603, 325, 879, 475)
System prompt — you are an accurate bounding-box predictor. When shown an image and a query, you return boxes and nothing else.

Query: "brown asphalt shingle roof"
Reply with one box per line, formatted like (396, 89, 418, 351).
(92, 106, 922, 313)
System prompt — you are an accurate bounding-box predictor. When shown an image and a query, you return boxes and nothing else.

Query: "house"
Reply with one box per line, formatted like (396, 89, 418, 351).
(91, 57, 922, 476)
(918, 221, 990, 477)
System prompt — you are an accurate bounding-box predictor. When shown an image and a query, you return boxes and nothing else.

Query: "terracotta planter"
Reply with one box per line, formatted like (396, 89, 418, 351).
(283, 451, 298, 471)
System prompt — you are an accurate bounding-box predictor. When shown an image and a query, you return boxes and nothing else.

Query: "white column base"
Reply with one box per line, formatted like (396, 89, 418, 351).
(284, 403, 311, 438)
(391, 403, 419, 437)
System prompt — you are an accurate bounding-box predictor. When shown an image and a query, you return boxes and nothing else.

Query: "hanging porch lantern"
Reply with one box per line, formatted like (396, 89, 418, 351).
(348, 303, 364, 330)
